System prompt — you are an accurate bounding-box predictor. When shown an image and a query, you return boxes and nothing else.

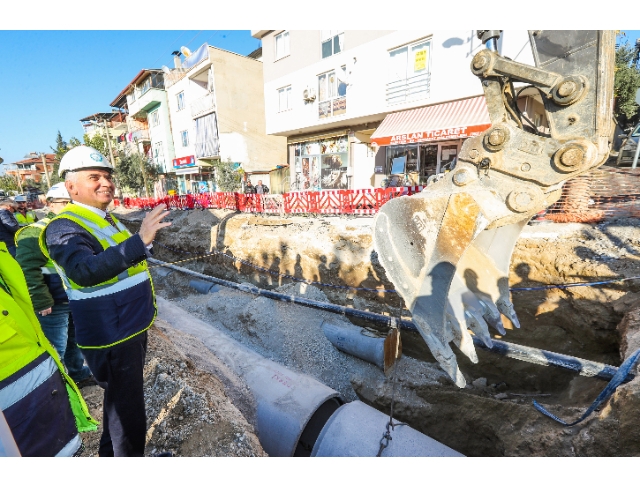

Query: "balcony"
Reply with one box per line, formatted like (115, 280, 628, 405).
(191, 93, 216, 119)
(132, 129, 150, 142)
(386, 72, 431, 105)
(129, 88, 165, 118)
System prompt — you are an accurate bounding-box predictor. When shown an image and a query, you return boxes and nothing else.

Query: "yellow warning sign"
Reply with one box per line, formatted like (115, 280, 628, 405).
(414, 49, 428, 71)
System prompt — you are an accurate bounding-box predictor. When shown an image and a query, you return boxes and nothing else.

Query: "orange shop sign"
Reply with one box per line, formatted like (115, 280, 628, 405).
(371, 123, 491, 147)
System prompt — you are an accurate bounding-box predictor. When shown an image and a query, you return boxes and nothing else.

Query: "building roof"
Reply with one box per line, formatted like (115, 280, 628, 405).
(109, 69, 162, 107)
(8, 153, 57, 166)
(247, 47, 262, 59)
(79, 112, 118, 123)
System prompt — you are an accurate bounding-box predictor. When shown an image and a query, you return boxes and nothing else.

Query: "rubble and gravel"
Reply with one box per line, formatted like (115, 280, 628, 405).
(107, 208, 640, 456)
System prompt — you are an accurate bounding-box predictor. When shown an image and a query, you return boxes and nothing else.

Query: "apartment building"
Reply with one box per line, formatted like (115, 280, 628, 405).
(252, 30, 544, 190)
(163, 43, 286, 194)
(109, 69, 177, 194)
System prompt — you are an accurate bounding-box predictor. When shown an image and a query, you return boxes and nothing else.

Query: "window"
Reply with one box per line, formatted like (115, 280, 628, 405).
(180, 130, 189, 147)
(153, 141, 164, 166)
(176, 91, 185, 111)
(317, 66, 347, 119)
(387, 39, 431, 104)
(140, 77, 151, 96)
(321, 31, 343, 59)
(278, 85, 291, 112)
(275, 31, 290, 60)
(149, 110, 160, 127)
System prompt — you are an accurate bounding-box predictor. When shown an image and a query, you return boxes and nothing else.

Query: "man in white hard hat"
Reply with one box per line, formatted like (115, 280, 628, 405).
(39, 146, 171, 457)
(15, 182, 95, 388)
(13, 194, 38, 227)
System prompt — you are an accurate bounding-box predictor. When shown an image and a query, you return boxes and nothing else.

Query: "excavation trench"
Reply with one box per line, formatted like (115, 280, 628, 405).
(116, 207, 640, 456)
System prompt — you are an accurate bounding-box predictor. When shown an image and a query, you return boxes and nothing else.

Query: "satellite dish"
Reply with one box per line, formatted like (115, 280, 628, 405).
(162, 65, 171, 75)
(180, 46, 192, 58)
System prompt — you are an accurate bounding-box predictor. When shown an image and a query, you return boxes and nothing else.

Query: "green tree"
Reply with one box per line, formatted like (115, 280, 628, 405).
(614, 36, 640, 129)
(82, 132, 108, 155)
(0, 174, 19, 193)
(50, 130, 81, 161)
(213, 158, 243, 192)
(114, 151, 158, 196)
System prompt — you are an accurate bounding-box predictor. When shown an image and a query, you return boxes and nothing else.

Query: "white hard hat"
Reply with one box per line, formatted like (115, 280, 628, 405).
(13, 195, 27, 202)
(58, 146, 113, 177)
(46, 182, 70, 200)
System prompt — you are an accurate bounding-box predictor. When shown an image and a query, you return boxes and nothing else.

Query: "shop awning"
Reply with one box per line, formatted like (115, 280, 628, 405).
(370, 96, 491, 147)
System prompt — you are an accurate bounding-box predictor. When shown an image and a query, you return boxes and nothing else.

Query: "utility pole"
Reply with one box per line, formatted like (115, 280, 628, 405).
(101, 119, 117, 169)
(12, 164, 23, 194)
(40, 153, 51, 189)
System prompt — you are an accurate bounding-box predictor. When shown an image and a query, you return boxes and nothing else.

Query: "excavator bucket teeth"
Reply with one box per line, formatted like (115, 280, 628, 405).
(374, 191, 525, 387)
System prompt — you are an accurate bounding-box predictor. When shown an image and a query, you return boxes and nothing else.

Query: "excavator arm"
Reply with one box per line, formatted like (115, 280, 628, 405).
(373, 30, 616, 387)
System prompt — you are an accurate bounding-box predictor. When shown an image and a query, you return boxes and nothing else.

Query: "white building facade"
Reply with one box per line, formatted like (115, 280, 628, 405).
(164, 44, 287, 194)
(253, 30, 539, 190)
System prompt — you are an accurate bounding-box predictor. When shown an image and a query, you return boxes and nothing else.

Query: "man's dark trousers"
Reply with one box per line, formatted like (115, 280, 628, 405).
(82, 332, 148, 456)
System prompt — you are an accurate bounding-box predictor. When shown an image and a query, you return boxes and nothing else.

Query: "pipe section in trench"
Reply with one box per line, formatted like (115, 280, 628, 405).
(156, 297, 463, 457)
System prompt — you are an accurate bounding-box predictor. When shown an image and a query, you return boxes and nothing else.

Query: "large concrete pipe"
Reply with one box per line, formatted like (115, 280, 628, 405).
(321, 321, 385, 370)
(157, 297, 464, 456)
(157, 297, 343, 457)
(312, 401, 464, 457)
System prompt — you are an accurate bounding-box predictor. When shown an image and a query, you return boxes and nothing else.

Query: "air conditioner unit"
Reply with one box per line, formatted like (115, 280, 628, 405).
(303, 86, 316, 102)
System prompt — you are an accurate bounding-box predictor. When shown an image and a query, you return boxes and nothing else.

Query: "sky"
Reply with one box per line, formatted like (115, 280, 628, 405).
(1, 27, 637, 169)
(0, 30, 260, 169)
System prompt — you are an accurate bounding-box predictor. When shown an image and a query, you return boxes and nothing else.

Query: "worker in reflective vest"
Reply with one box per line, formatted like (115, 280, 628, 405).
(40, 146, 171, 457)
(14, 183, 94, 388)
(0, 241, 97, 457)
(13, 195, 37, 227)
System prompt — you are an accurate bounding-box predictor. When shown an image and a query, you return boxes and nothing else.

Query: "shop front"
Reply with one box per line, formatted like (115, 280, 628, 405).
(289, 134, 349, 191)
(370, 95, 491, 186)
(173, 155, 215, 195)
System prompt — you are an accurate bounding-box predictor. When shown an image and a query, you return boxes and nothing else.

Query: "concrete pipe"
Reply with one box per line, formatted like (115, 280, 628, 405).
(188, 279, 215, 294)
(311, 401, 464, 457)
(321, 321, 385, 370)
(157, 297, 343, 457)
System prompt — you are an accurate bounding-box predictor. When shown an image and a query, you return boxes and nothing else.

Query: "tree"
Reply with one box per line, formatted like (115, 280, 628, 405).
(0, 174, 19, 193)
(213, 158, 243, 192)
(50, 130, 81, 161)
(614, 35, 640, 129)
(82, 132, 107, 155)
(114, 151, 158, 196)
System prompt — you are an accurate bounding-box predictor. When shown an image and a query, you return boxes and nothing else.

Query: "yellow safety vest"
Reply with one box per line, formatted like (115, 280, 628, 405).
(15, 211, 37, 227)
(15, 218, 57, 276)
(39, 203, 155, 349)
(0, 242, 97, 440)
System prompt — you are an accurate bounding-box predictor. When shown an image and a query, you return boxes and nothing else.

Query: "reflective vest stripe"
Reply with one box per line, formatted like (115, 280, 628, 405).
(60, 211, 122, 246)
(65, 271, 150, 300)
(55, 434, 82, 457)
(0, 356, 57, 410)
(40, 267, 58, 274)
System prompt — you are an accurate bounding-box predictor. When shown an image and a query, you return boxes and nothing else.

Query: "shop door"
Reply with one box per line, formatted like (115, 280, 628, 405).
(419, 145, 438, 183)
(439, 144, 459, 171)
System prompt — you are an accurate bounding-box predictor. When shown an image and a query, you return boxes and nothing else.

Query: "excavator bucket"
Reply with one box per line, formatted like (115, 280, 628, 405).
(373, 31, 616, 387)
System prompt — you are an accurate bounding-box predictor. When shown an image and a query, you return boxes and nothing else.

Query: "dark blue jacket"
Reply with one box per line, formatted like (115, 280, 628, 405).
(0, 209, 19, 249)
(45, 217, 155, 348)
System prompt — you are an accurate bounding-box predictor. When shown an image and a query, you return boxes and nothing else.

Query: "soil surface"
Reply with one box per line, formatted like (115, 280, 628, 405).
(106, 206, 640, 456)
